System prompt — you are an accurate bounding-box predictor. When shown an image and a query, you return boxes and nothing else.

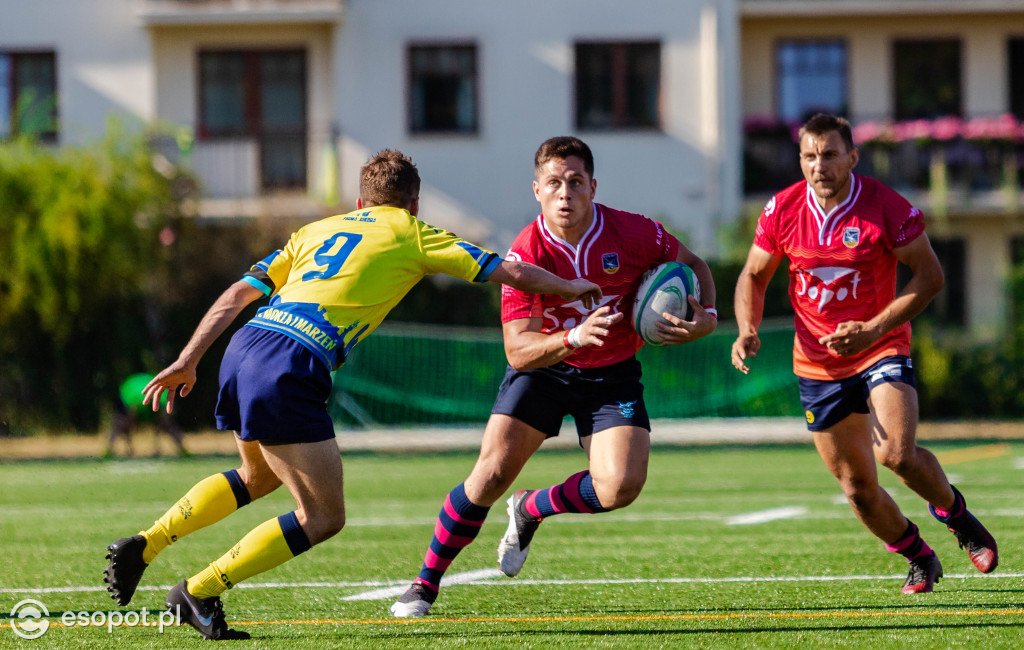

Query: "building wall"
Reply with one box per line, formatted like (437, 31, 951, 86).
(741, 12, 1020, 122)
(333, 0, 740, 253)
(0, 0, 153, 141)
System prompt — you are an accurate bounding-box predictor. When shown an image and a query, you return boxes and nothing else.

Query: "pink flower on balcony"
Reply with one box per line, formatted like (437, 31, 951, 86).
(930, 116, 963, 142)
(894, 119, 933, 144)
(852, 120, 896, 146)
(963, 113, 1021, 144)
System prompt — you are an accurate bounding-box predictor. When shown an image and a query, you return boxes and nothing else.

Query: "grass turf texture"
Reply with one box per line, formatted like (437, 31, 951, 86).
(1, 441, 1023, 647)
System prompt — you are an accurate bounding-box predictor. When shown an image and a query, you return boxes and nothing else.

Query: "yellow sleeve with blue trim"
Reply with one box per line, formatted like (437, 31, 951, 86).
(239, 207, 500, 369)
(416, 219, 502, 282)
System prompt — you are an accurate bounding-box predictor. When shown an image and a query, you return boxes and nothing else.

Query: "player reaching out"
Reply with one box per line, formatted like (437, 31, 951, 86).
(102, 149, 601, 640)
(391, 136, 717, 617)
(731, 113, 997, 594)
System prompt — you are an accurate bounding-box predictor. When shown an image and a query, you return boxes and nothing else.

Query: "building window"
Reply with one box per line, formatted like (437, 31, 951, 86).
(1010, 38, 1024, 120)
(776, 39, 847, 124)
(575, 41, 661, 131)
(408, 44, 478, 134)
(198, 50, 307, 190)
(894, 40, 962, 120)
(0, 51, 57, 140)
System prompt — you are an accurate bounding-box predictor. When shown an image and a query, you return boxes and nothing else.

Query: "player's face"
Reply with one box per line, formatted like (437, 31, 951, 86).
(533, 156, 597, 240)
(799, 130, 859, 207)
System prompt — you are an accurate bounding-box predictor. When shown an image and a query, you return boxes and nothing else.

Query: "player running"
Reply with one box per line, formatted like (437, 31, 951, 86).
(731, 113, 997, 594)
(391, 136, 718, 617)
(102, 149, 602, 640)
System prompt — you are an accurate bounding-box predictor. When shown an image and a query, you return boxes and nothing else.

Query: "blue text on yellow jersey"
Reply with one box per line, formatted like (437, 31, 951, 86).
(241, 206, 500, 369)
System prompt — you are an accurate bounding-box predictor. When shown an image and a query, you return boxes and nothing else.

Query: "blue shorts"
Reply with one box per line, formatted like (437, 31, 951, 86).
(215, 325, 335, 444)
(491, 356, 650, 440)
(798, 355, 916, 432)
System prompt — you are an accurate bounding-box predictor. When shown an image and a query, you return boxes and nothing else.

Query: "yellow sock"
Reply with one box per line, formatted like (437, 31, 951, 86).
(187, 512, 312, 598)
(141, 470, 251, 564)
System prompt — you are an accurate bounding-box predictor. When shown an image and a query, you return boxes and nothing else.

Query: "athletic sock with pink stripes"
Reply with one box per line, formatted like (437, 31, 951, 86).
(523, 470, 607, 518)
(885, 520, 934, 560)
(413, 483, 489, 594)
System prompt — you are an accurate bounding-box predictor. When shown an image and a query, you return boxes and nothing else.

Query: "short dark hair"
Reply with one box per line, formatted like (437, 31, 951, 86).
(359, 149, 421, 208)
(798, 113, 855, 153)
(534, 136, 595, 178)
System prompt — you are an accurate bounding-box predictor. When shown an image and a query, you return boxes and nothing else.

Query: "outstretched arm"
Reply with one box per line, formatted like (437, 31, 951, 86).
(732, 245, 783, 374)
(487, 260, 602, 310)
(143, 280, 265, 413)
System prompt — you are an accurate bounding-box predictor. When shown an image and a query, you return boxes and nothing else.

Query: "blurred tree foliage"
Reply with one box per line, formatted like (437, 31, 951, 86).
(0, 125, 179, 433)
(0, 124, 299, 434)
(913, 263, 1024, 420)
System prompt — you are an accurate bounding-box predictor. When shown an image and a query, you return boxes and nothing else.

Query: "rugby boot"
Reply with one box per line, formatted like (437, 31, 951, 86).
(497, 489, 542, 577)
(165, 579, 250, 640)
(901, 552, 942, 594)
(104, 535, 148, 606)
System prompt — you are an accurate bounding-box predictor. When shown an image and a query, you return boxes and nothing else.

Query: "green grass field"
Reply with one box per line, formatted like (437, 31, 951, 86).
(2, 440, 1023, 647)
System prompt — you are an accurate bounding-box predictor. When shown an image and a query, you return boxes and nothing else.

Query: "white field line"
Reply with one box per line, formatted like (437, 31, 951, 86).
(341, 568, 504, 601)
(725, 506, 807, 525)
(4, 571, 1024, 598)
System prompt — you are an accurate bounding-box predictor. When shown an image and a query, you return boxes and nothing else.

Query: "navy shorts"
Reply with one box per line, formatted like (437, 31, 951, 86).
(491, 356, 650, 440)
(215, 325, 335, 444)
(798, 355, 916, 432)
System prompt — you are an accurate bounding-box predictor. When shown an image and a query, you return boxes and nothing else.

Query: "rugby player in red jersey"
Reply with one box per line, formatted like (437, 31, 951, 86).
(392, 136, 718, 617)
(731, 113, 997, 594)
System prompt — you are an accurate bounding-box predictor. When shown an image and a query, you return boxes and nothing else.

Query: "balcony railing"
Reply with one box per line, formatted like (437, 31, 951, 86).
(150, 131, 340, 219)
(135, 0, 344, 26)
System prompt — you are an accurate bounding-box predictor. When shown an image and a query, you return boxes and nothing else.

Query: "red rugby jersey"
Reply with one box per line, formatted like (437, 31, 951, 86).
(753, 174, 925, 380)
(502, 203, 679, 368)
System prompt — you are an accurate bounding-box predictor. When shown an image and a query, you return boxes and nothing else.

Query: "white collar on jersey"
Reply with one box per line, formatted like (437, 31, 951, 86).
(805, 173, 861, 246)
(537, 204, 604, 276)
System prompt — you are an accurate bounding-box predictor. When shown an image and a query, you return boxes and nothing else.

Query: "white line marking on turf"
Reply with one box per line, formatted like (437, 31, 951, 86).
(5, 570, 1024, 597)
(726, 506, 807, 525)
(342, 568, 504, 601)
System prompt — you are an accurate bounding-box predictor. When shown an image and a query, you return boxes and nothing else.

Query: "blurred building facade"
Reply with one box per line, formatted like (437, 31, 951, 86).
(1, 0, 1023, 335)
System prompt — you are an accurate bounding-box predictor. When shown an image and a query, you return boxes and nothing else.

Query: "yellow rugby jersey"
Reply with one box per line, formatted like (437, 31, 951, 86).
(241, 206, 500, 369)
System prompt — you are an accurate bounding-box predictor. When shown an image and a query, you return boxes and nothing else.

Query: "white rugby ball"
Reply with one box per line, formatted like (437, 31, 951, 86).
(632, 262, 700, 346)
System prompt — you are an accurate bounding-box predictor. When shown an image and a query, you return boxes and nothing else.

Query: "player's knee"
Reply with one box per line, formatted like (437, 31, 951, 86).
(879, 449, 916, 476)
(596, 476, 645, 510)
(303, 507, 346, 544)
(469, 463, 518, 501)
(238, 467, 282, 500)
(320, 510, 346, 539)
(843, 477, 880, 511)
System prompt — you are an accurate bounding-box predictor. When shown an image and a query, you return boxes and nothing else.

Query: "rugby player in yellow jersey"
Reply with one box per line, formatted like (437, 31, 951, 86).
(102, 149, 601, 640)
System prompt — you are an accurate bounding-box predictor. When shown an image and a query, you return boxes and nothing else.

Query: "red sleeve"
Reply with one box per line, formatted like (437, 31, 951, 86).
(881, 185, 925, 248)
(752, 194, 782, 254)
(652, 218, 680, 265)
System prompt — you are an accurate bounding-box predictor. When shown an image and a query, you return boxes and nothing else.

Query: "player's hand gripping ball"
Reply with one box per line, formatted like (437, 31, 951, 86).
(631, 262, 700, 346)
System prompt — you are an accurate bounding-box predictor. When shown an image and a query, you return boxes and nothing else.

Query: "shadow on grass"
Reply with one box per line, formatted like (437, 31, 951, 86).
(353, 620, 1024, 642)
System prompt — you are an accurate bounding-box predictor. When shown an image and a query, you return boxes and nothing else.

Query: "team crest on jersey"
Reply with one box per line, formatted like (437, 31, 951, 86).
(842, 227, 860, 248)
(602, 253, 620, 274)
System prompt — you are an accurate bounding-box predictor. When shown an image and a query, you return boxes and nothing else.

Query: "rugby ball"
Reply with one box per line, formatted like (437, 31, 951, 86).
(632, 262, 700, 346)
